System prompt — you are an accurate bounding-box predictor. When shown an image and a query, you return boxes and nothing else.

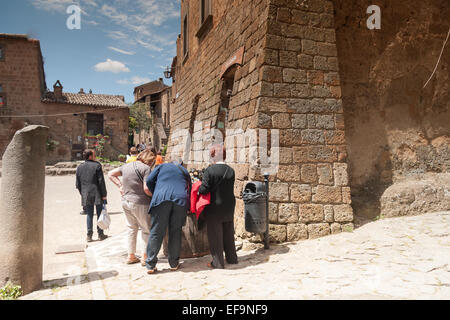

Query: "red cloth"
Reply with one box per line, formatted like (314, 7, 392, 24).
(190, 180, 211, 219)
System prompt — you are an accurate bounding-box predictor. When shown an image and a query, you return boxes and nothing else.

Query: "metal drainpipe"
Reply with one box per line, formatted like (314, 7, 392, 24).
(263, 172, 270, 249)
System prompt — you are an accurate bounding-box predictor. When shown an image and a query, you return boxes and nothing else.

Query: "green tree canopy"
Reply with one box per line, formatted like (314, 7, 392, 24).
(129, 102, 151, 134)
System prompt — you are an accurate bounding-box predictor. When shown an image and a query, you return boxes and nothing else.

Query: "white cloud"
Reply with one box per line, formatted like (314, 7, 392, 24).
(32, 0, 181, 61)
(117, 76, 151, 85)
(94, 59, 130, 73)
(31, 0, 75, 13)
(108, 46, 135, 55)
(30, 0, 95, 14)
(136, 39, 163, 52)
(106, 30, 128, 40)
(85, 20, 99, 26)
(99, 4, 128, 25)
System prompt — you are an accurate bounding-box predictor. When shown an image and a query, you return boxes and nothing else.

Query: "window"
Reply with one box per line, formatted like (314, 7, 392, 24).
(200, 0, 211, 24)
(0, 84, 6, 108)
(196, 0, 213, 39)
(86, 113, 104, 135)
(183, 12, 189, 59)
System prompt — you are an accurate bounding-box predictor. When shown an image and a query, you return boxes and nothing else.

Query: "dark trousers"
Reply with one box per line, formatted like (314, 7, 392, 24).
(85, 204, 104, 236)
(146, 201, 187, 269)
(205, 213, 238, 269)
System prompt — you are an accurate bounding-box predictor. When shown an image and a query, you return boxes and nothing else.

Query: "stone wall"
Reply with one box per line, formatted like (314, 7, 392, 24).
(169, 0, 272, 238)
(0, 37, 45, 156)
(332, 0, 450, 220)
(42, 103, 129, 163)
(258, 0, 353, 241)
(169, 0, 354, 242)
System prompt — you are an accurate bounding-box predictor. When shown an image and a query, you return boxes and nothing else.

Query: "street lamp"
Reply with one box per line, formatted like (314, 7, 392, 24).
(163, 66, 171, 79)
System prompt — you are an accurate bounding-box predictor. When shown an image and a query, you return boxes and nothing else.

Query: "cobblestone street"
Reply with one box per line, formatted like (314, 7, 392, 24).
(14, 177, 450, 300)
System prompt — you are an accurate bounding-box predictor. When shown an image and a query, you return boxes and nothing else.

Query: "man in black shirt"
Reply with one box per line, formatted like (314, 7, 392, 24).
(76, 149, 108, 242)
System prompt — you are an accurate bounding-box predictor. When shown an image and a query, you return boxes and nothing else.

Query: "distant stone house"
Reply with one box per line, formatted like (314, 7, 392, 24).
(133, 78, 172, 151)
(0, 33, 129, 164)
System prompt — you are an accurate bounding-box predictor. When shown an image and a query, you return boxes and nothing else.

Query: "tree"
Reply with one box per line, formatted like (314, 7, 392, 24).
(129, 102, 152, 143)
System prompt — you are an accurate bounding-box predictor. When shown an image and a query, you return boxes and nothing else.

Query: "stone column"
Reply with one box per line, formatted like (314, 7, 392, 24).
(0, 125, 49, 294)
(254, 0, 354, 242)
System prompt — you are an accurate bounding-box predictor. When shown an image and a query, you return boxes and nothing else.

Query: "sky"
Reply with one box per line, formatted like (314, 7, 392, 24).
(0, 0, 181, 103)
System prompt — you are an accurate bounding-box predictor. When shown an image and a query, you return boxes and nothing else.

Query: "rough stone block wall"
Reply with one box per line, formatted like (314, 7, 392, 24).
(40, 103, 129, 164)
(254, 0, 353, 242)
(332, 0, 450, 220)
(168, 0, 354, 242)
(168, 0, 271, 238)
(0, 38, 45, 156)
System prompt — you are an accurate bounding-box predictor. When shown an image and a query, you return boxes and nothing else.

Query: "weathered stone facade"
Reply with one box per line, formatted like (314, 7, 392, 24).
(133, 79, 172, 151)
(168, 0, 354, 242)
(0, 34, 129, 164)
(332, 0, 450, 220)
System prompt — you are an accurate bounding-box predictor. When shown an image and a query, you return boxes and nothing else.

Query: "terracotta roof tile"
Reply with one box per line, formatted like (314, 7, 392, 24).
(42, 91, 128, 108)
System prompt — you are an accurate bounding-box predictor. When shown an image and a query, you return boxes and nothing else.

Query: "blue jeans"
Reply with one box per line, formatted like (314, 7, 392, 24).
(85, 204, 104, 236)
(145, 201, 187, 269)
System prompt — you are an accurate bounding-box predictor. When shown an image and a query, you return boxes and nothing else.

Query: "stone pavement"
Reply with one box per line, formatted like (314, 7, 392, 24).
(21, 208, 450, 300)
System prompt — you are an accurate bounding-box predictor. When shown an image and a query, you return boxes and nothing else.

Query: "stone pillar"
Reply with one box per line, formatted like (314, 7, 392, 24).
(0, 125, 49, 294)
(254, 0, 354, 242)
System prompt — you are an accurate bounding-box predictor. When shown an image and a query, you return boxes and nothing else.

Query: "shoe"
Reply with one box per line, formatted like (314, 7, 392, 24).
(98, 234, 108, 241)
(87, 235, 93, 242)
(126, 256, 140, 264)
(170, 263, 181, 271)
(147, 267, 157, 274)
(80, 211, 86, 215)
(141, 260, 147, 267)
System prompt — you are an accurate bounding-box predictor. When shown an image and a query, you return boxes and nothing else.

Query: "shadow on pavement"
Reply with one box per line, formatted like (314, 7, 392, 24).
(42, 270, 119, 289)
(157, 243, 292, 274)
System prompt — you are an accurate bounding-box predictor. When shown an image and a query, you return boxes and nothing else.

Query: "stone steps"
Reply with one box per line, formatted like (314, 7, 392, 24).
(0, 162, 120, 177)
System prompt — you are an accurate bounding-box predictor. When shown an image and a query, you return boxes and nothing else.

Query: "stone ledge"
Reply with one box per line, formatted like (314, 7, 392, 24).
(380, 173, 450, 218)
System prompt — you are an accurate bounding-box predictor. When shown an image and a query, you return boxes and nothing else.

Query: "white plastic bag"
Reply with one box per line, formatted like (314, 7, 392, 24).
(97, 204, 111, 230)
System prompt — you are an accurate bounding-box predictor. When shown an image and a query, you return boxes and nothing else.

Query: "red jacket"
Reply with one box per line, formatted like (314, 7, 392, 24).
(190, 180, 211, 219)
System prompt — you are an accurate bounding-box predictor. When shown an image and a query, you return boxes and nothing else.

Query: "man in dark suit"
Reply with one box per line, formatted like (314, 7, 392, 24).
(76, 149, 108, 242)
(199, 144, 238, 269)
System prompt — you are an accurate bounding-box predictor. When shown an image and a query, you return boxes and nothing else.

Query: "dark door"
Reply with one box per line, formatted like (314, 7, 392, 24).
(87, 113, 104, 136)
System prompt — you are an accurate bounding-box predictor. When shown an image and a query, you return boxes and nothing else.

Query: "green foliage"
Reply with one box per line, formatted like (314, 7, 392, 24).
(46, 138, 59, 152)
(129, 116, 138, 129)
(0, 282, 23, 300)
(162, 144, 168, 156)
(92, 134, 109, 158)
(97, 157, 122, 166)
(129, 102, 151, 135)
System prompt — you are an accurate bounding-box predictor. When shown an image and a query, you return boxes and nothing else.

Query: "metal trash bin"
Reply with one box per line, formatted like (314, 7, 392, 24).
(243, 181, 267, 234)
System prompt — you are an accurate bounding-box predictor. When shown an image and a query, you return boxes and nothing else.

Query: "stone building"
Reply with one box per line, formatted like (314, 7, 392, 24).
(0, 34, 129, 163)
(133, 79, 172, 151)
(167, 0, 449, 242)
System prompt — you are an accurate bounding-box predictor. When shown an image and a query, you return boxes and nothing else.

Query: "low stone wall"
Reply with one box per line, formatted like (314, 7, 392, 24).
(380, 173, 450, 218)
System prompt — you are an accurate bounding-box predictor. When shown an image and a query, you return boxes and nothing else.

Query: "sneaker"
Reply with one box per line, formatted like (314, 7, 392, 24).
(87, 235, 93, 242)
(98, 234, 108, 241)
